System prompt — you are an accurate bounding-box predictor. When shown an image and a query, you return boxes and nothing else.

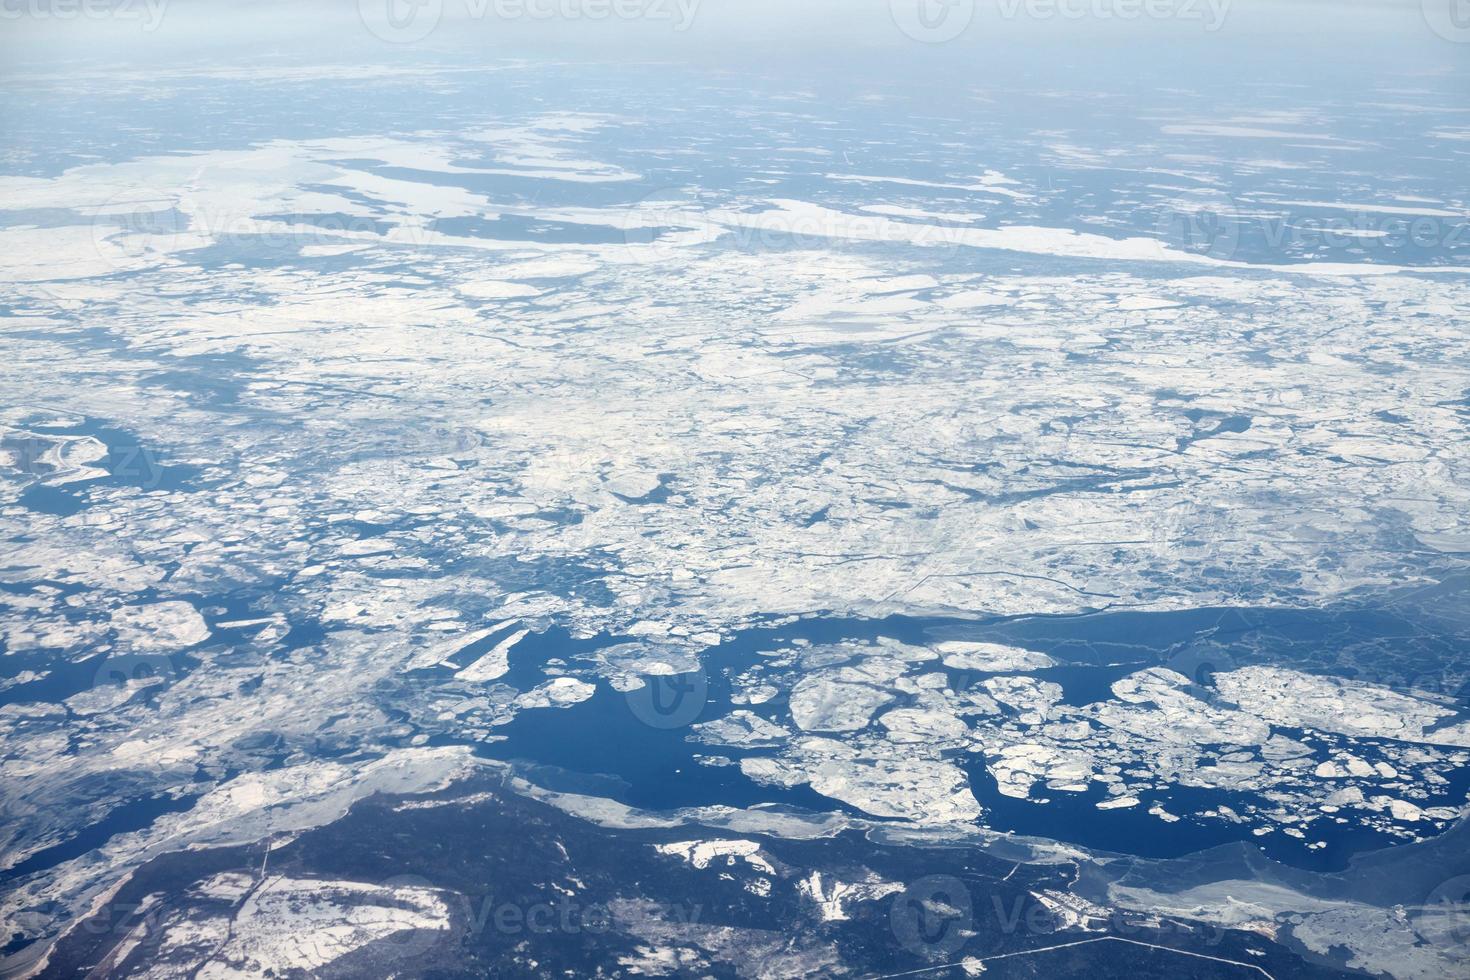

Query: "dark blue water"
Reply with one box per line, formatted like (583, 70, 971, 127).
(12, 418, 204, 516)
(0, 791, 201, 888)
(406, 598, 1470, 872)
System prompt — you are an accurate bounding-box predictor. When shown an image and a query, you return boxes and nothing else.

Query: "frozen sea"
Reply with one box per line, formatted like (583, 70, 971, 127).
(2, 4, 1470, 978)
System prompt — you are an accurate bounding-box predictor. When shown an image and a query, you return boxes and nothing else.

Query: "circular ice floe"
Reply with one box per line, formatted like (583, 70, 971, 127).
(109, 601, 210, 652)
(516, 676, 598, 709)
(457, 280, 541, 300)
(934, 640, 1056, 673)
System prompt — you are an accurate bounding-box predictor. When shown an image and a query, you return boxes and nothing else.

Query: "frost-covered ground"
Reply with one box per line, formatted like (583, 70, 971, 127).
(2, 27, 1470, 980)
